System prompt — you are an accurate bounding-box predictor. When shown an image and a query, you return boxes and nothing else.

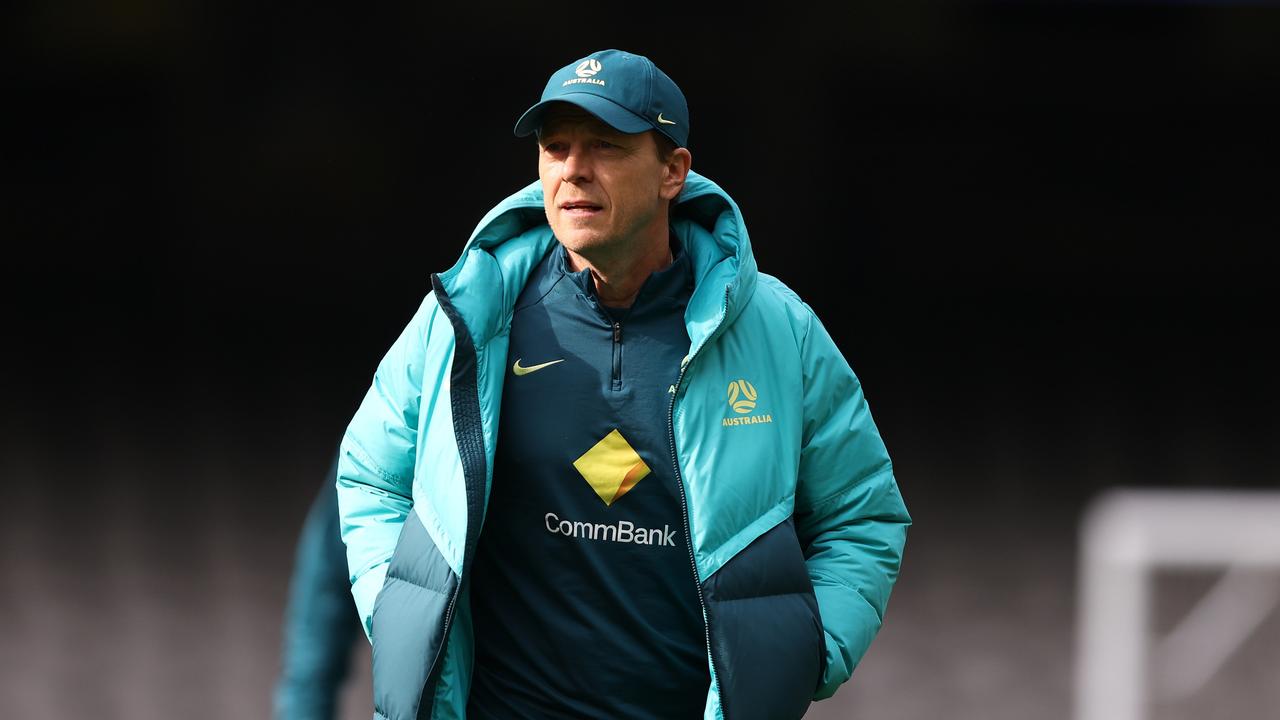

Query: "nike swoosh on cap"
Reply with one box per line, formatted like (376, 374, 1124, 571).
(657, 113, 677, 125)
(512, 358, 565, 376)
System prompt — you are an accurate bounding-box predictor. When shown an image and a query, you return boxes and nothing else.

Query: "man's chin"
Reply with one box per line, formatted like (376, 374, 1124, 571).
(554, 232, 608, 255)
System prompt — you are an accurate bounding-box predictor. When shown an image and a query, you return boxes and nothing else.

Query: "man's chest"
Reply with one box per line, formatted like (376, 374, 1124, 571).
(493, 286, 690, 518)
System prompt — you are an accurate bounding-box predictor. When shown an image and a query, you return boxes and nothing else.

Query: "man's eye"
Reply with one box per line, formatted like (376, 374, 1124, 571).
(543, 142, 567, 153)
(595, 140, 617, 150)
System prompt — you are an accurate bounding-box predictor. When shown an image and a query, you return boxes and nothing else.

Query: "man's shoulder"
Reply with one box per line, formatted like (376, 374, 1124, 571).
(750, 272, 814, 324)
(753, 272, 804, 306)
(733, 272, 817, 353)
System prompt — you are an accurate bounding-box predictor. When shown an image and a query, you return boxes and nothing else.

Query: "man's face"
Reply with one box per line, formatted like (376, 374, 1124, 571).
(537, 106, 676, 259)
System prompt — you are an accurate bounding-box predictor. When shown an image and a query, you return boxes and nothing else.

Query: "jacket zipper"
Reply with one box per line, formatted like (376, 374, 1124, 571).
(421, 583, 463, 713)
(423, 273, 489, 717)
(611, 322, 623, 391)
(667, 286, 732, 719)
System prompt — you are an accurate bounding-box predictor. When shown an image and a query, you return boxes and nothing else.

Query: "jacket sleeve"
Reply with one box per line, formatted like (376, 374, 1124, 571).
(336, 293, 441, 641)
(792, 306, 911, 700)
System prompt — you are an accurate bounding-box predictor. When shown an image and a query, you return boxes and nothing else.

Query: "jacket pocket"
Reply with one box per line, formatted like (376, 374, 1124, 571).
(703, 517, 820, 720)
(369, 511, 459, 720)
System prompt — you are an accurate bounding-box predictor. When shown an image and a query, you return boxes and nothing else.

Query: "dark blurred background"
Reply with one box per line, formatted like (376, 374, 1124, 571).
(3, 2, 1278, 719)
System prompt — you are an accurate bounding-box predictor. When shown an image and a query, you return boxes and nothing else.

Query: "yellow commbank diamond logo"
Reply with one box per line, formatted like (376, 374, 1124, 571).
(572, 429, 651, 507)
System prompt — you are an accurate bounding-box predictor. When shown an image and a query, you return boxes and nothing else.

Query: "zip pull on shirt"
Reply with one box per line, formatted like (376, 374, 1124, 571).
(467, 236, 708, 720)
(559, 238, 689, 393)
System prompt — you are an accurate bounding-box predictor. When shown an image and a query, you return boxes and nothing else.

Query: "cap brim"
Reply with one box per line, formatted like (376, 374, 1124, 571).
(513, 93, 653, 138)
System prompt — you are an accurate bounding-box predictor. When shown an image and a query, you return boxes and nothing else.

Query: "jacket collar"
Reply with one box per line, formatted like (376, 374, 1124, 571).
(435, 170, 757, 354)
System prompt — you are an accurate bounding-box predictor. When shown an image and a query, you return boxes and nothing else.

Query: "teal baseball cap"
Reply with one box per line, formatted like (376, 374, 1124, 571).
(514, 49, 690, 148)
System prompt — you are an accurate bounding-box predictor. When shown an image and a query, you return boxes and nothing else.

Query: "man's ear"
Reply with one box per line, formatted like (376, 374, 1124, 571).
(661, 148, 693, 201)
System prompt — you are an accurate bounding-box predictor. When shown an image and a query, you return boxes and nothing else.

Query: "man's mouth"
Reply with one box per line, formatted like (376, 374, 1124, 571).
(560, 201, 602, 213)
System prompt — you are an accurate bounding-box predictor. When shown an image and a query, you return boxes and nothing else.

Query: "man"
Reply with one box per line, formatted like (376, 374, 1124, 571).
(337, 49, 910, 720)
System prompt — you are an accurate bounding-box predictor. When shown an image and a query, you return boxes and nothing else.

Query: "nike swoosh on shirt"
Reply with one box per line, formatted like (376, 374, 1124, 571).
(512, 358, 565, 376)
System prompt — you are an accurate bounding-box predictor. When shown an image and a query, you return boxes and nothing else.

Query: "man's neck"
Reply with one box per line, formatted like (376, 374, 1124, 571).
(565, 233, 673, 309)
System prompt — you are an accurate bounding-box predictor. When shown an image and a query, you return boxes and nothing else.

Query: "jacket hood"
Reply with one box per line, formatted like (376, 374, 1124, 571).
(436, 170, 757, 354)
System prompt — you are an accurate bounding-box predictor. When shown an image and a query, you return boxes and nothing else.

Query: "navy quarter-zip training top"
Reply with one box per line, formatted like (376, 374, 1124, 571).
(467, 237, 710, 719)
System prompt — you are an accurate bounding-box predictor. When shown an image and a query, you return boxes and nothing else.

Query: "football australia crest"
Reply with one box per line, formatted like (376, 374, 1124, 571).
(722, 379, 773, 427)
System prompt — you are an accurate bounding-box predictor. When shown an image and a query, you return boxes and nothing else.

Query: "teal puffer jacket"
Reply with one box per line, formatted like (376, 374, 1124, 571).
(337, 171, 910, 720)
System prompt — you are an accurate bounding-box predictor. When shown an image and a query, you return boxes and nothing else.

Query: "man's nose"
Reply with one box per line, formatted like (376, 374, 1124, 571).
(561, 144, 593, 183)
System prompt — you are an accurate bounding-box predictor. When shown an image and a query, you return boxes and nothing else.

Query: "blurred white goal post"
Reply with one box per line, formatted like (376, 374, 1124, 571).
(1074, 488, 1280, 720)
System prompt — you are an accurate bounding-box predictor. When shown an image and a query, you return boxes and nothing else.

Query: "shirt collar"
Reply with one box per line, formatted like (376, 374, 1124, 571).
(555, 232, 691, 307)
